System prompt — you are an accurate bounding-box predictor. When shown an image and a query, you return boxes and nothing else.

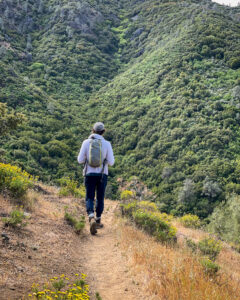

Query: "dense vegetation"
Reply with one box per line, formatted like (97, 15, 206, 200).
(121, 200, 177, 243)
(0, 0, 240, 218)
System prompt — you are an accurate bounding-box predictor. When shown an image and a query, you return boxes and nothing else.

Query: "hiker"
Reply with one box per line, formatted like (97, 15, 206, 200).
(77, 122, 115, 235)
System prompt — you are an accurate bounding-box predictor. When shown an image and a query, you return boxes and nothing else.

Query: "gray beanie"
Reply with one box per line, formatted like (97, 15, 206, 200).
(93, 122, 105, 132)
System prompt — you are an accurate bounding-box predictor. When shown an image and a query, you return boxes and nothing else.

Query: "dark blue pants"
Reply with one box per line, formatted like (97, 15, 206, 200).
(85, 174, 108, 218)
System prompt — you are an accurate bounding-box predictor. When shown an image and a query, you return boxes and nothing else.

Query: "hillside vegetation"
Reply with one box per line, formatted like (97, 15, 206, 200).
(0, 0, 240, 219)
(1, 179, 240, 299)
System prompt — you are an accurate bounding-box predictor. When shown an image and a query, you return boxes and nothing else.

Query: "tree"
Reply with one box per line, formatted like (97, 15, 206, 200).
(178, 179, 196, 204)
(0, 103, 25, 136)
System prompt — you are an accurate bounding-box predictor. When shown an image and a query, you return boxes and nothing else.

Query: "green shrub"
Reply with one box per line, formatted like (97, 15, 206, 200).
(185, 238, 198, 253)
(3, 208, 28, 228)
(29, 62, 45, 70)
(121, 201, 177, 243)
(179, 214, 201, 229)
(138, 201, 158, 212)
(200, 258, 220, 276)
(229, 57, 240, 69)
(0, 102, 25, 136)
(133, 209, 177, 243)
(59, 178, 85, 198)
(198, 237, 222, 261)
(64, 210, 85, 234)
(0, 163, 34, 199)
(208, 195, 240, 245)
(96, 292, 103, 300)
(121, 200, 173, 221)
(120, 201, 137, 217)
(120, 190, 135, 201)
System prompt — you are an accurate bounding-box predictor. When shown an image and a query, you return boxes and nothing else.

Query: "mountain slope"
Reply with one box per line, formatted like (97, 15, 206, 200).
(0, 0, 123, 180)
(0, 0, 240, 216)
(87, 0, 240, 216)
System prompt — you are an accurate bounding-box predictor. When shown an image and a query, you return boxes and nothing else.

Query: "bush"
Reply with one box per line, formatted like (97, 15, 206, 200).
(121, 200, 177, 244)
(120, 201, 172, 220)
(0, 102, 25, 136)
(120, 190, 135, 201)
(3, 208, 28, 228)
(59, 178, 85, 198)
(120, 201, 137, 217)
(28, 273, 89, 299)
(0, 163, 34, 199)
(137, 200, 158, 212)
(208, 195, 240, 245)
(185, 238, 198, 253)
(198, 237, 222, 261)
(179, 214, 201, 229)
(64, 209, 85, 234)
(133, 209, 177, 243)
(96, 292, 103, 300)
(229, 57, 240, 69)
(29, 62, 45, 70)
(200, 258, 220, 276)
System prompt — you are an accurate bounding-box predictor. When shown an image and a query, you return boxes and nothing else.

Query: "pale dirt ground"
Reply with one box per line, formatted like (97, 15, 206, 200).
(80, 200, 144, 300)
(0, 189, 144, 300)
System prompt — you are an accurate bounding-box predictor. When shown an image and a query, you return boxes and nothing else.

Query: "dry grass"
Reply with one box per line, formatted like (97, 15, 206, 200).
(174, 220, 240, 282)
(23, 190, 41, 211)
(0, 188, 42, 212)
(173, 220, 208, 241)
(117, 219, 240, 300)
(0, 195, 12, 214)
(217, 246, 240, 282)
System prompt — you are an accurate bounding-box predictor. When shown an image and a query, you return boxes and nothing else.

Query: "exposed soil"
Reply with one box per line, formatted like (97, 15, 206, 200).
(80, 200, 143, 300)
(0, 188, 143, 300)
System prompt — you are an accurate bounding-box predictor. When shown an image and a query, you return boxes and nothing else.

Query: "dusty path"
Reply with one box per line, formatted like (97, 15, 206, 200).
(0, 190, 143, 300)
(80, 199, 143, 300)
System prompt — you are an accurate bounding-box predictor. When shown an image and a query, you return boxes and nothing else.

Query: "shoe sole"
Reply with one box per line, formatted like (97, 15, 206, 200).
(96, 224, 104, 229)
(90, 220, 97, 235)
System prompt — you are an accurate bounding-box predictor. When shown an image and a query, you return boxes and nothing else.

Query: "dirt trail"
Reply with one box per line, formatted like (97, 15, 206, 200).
(80, 199, 143, 300)
(0, 190, 143, 300)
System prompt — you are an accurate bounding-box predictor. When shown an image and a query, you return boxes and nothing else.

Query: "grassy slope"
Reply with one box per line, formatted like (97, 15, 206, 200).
(119, 218, 240, 300)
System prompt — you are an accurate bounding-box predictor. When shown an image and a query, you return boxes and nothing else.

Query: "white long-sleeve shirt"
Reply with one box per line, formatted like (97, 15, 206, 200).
(77, 134, 114, 175)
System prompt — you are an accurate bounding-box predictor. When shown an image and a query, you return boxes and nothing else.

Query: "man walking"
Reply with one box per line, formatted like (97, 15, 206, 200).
(77, 122, 114, 235)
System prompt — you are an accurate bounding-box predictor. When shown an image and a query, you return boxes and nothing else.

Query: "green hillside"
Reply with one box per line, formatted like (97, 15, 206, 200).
(0, 0, 240, 217)
(0, 0, 122, 179)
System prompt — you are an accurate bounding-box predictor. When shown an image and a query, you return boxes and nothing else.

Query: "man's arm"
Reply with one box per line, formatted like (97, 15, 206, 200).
(77, 140, 88, 164)
(107, 142, 115, 166)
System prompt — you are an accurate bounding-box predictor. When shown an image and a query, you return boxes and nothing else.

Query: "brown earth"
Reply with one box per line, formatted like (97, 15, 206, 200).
(80, 200, 144, 300)
(0, 187, 143, 300)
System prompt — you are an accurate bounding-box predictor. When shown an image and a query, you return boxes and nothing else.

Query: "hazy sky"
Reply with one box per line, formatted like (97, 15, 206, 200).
(212, 0, 239, 6)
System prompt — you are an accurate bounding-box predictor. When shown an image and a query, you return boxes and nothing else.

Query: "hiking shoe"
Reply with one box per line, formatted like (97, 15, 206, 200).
(89, 217, 97, 235)
(96, 222, 104, 229)
(96, 217, 103, 229)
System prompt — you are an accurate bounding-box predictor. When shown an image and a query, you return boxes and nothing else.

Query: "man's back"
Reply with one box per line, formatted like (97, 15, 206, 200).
(78, 122, 114, 235)
(78, 133, 114, 175)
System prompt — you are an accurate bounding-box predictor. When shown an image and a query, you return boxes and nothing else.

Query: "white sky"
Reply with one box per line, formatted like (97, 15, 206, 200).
(212, 0, 239, 6)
